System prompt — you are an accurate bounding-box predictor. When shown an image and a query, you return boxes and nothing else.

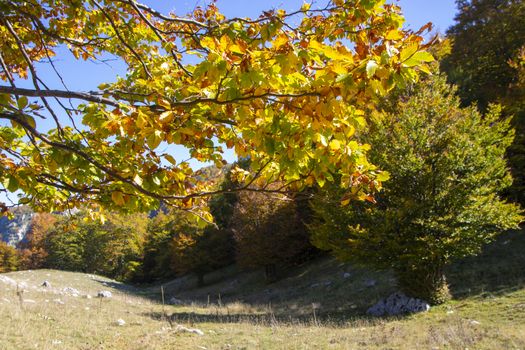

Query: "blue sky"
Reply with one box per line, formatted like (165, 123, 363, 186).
(1, 0, 458, 205)
(144, 1, 457, 33)
(33, 0, 458, 93)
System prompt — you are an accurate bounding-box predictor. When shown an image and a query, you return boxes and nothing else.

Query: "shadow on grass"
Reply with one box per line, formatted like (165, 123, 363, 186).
(447, 229, 525, 299)
(92, 278, 155, 298)
(142, 309, 382, 327)
(93, 229, 525, 322)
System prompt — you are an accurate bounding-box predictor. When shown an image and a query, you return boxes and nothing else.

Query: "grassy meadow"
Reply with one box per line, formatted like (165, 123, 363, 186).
(1, 230, 525, 350)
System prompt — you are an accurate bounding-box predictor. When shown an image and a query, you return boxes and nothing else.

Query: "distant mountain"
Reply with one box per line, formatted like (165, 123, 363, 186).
(0, 206, 33, 247)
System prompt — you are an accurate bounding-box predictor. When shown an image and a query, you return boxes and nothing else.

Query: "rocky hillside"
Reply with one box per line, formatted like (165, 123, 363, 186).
(0, 206, 33, 246)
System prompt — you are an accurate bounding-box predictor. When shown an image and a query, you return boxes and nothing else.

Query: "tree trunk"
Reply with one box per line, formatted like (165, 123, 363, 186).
(264, 263, 277, 283)
(396, 263, 451, 305)
(197, 272, 205, 287)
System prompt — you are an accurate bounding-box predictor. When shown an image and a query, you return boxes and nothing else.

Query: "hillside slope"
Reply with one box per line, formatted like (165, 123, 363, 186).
(1, 229, 524, 349)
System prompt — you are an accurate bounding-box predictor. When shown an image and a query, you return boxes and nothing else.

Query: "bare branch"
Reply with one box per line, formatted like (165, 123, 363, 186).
(118, 0, 208, 28)
(1, 17, 64, 135)
(0, 86, 120, 107)
(91, 0, 152, 79)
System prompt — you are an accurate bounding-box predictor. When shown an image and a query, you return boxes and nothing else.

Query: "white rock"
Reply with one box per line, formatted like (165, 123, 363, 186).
(97, 290, 112, 298)
(174, 324, 204, 336)
(23, 299, 36, 303)
(364, 279, 377, 287)
(0, 276, 17, 287)
(343, 272, 352, 279)
(63, 287, 80, 296)
(367, 292, 430, 317)
(53, 299, 65, 305)
(169, 297, 183, 305)
(116, 319, 126, 326)
(52, 340, 62, 345)
(470, 320, 481, 326)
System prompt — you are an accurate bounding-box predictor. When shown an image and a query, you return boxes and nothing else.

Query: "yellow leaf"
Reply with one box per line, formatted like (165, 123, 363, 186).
(273, 34, 289, 49)
(229, 44, 245, 55)
(111, 191, 125, 206)
(399, 43, 419, 63)
(164, 154, 177, 165)
(329, 139, 341, 150)
(200, 37, 217, 50)
(159, 110, 175, 123)
(385, 30, 403, 40)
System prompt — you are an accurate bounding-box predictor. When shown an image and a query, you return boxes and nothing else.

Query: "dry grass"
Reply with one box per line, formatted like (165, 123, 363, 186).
(1, 230, 525, 349)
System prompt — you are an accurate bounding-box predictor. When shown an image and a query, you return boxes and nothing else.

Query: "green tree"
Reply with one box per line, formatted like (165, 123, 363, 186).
(44, 211, 148, 280)
(0, 241, 19, 273)
(310, 75, 523, 304)
(140, 211, 177, 282)
(441, 0, 525, 109)
(170, 225, 234, 287)
(441, 0, 525, 204)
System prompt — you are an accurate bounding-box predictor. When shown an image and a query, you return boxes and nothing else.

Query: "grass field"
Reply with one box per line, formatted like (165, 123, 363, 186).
(1, 230, 525, 349)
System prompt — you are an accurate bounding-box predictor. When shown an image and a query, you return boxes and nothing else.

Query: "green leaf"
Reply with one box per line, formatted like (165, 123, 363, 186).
(376, 171, 390, 182)
(18, 197, 32, 205)
(3, 175, 19, 192)
(17, 96, 28, 110)
(147, 130, 163, 149)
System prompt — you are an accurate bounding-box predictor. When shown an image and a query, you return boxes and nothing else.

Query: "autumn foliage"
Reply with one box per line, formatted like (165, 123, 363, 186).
(0, 241, 19, 273)
(231, 189, 314, 282)
(0, 0, 432, 220)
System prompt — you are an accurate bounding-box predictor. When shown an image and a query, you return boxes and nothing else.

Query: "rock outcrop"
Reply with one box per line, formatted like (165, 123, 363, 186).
(367, 292, 430, 317)
(0, 206, 33, 246)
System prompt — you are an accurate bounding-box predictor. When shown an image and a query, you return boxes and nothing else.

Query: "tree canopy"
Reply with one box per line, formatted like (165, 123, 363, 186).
(441, 0, 525, 109)
(310, 75, 523, 304)
(0, 0, 433, 219)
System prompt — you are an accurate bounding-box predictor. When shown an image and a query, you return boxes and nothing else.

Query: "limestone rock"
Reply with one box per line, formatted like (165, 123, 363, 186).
(168, 297, 183, 305)
(41, 281, 51, 288)
(97, 290, 112, 298)
(367, 292, 430, 317)
(364, 279, 377, 287)
(0, 276, 17, 287)
(174, 324, 204, 336)
(63, 287, 80, 296)
(0, 206, 33, 246)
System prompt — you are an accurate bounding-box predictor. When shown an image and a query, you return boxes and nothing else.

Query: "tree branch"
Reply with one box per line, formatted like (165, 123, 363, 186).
(0, 86, 120, 107)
